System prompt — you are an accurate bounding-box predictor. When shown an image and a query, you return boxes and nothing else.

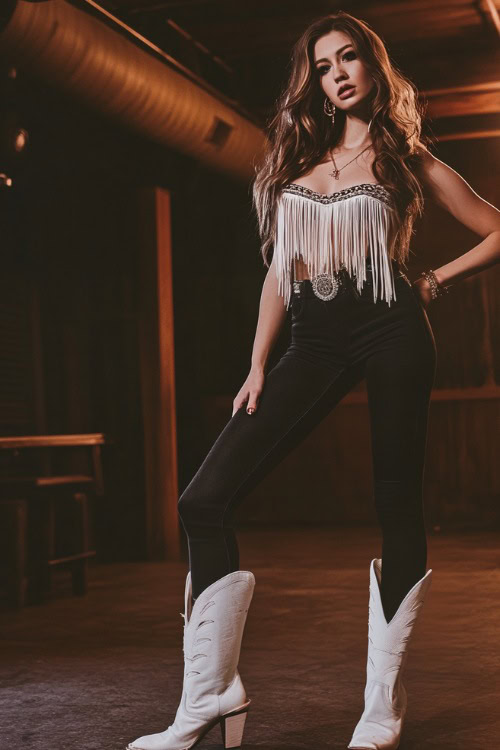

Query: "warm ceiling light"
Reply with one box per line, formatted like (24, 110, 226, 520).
(13, 128, 28, 152)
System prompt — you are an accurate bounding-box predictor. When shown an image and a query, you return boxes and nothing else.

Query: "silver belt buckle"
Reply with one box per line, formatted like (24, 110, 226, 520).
(312, 272, 340, 301)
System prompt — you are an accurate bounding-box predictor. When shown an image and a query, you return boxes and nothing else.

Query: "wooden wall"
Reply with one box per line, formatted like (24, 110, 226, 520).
(1, 69, 498, 569)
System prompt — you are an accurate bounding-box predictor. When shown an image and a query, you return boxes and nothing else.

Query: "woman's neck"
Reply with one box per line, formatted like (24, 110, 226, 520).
(332, 114, 372, 152)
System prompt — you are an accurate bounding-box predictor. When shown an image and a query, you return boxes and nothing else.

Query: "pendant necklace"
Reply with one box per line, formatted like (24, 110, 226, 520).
(329, 143, 372, 180)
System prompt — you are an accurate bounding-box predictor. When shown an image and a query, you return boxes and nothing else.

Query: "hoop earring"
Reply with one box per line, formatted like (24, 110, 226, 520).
(368, 118, 373, 133)
(324, 96, 335, 125)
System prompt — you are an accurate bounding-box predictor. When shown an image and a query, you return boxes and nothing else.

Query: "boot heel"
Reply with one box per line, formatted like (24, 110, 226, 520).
(219, 704, 250, 748)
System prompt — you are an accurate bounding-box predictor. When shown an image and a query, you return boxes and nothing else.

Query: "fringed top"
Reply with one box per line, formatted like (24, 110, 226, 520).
(274, 182, 398, 309)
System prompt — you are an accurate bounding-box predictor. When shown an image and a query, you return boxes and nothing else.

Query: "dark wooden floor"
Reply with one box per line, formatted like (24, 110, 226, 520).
(1, 526, 499, 749)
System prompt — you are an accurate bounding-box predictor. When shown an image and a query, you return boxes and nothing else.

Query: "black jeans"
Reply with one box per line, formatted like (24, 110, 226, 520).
(178, 261, 437, 623)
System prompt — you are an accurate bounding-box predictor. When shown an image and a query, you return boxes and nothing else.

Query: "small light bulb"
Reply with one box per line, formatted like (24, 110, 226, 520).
(14, 128, 29, 152)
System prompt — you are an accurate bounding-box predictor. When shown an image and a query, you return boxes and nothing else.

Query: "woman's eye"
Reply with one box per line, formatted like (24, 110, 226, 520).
(317, 51, 356, 75)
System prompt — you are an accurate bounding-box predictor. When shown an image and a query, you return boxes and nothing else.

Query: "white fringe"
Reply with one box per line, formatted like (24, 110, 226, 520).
(274, 189, 398, 310)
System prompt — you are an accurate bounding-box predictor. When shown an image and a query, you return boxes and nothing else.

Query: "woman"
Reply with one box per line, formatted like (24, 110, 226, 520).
(127, 11, 500, 750)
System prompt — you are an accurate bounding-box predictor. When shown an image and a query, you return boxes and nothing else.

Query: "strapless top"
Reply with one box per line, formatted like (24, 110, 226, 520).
(273, 182, 398, 309)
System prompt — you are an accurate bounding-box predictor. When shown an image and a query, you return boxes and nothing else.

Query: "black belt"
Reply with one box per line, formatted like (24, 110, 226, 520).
(292, 262, 409, 302)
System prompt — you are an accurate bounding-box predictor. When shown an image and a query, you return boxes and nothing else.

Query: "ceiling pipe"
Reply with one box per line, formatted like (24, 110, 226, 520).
(0, 0, 267, 180)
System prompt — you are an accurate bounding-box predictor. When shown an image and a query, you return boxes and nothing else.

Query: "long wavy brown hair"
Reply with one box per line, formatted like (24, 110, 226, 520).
(252, 11, 436, 270)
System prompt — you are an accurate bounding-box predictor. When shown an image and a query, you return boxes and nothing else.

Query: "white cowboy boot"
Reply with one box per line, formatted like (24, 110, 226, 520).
(127, 570, 255, 750)
(347, 558, 432, 750)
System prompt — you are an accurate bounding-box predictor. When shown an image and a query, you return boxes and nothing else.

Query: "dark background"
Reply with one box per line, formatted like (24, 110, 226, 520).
(1, 0, 499, 562)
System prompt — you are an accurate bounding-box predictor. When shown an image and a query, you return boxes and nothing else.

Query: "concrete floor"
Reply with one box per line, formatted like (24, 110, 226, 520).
(1, 526, 499, 750)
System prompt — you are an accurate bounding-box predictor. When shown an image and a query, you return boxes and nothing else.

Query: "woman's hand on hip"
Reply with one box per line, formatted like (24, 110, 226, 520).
(232, 366, 266, 417)
(411, 277, 433, 309)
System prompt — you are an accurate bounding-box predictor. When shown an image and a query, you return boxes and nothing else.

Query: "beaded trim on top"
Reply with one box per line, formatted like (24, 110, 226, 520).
(283, 182, 393, 207)
(273, 182, 397, 310)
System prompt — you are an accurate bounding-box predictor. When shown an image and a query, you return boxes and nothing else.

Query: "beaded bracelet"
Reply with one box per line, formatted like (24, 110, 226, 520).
(418, 269, 451, 300)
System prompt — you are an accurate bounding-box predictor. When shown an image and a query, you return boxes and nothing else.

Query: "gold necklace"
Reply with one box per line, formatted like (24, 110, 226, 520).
(329, 144, 372, 180)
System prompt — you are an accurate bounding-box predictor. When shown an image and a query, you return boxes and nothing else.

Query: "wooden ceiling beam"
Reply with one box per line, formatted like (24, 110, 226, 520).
(422, 81, 500, 118)
(478, 0, 500, 37)
(438, 128, 500, 140)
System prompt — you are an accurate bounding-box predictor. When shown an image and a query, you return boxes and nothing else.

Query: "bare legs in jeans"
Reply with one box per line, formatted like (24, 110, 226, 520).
(178, 265, 437, 623)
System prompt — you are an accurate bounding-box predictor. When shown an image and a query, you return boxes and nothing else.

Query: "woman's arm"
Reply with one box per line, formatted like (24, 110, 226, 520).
(232, 255, 288, 416)
(250, 255, 288, 373)
(414, 151, 500, 302)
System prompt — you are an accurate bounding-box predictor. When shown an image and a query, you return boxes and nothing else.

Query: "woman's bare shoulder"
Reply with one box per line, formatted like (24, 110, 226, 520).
(414, 147, 500, 236)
